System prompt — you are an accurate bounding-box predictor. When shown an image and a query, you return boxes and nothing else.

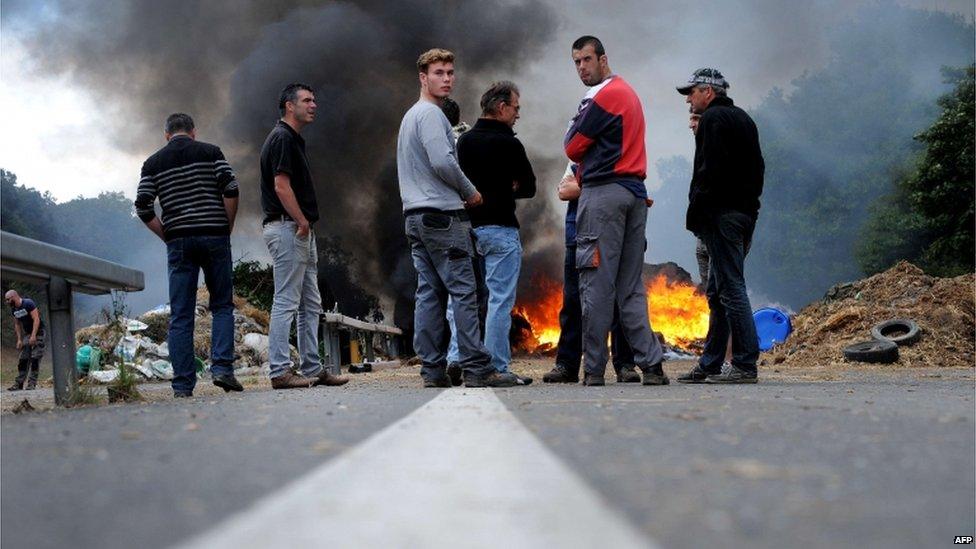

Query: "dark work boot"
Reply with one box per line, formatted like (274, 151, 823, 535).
(583, 373, 605, 386)
(212, 373, 244, 392)
(543, 364, 579, 383)
(446, 363, 463, 387)
(640, 362, 670, 386)
(614, 364, 641, 383)
(464, 371, 518, 388)
(423, 375, 451, 388)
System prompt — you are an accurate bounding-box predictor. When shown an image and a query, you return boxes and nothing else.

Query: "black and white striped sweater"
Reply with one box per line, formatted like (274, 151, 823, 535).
(134, 135, 239, 241)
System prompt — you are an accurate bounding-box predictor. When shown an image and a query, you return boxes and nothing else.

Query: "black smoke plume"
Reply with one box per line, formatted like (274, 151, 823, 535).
(4, 0, 563, 326)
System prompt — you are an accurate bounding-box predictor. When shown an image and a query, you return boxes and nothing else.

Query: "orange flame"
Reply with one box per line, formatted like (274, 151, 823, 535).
(646, 275, 710, 347)
(514, 273, 709, 351)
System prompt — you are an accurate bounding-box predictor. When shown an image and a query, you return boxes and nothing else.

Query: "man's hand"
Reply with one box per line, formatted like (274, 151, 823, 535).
(296, 220, 311, 239)
(464, 191, 483, 208)
(28, 334, 37, 347)
(646, 198, 654, 208)
(557, 174, 581, 201)
(512, 180, 520, 192)
(15, 338, 22, 350)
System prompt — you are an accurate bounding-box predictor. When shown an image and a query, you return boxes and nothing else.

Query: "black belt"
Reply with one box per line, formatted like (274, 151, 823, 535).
(404, 208, 469, 221)
(263, 214, 292, 225)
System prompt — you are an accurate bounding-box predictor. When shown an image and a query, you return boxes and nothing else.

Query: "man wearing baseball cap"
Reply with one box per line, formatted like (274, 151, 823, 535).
(676, 68, 765, 384)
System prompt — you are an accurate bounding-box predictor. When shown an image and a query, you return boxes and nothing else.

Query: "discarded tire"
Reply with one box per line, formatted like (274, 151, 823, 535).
(871, 318, 921, 346)
(843, 339, 899, 364)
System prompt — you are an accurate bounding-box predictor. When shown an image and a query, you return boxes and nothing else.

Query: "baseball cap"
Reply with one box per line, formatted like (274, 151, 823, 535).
(676, 68, 729, 95)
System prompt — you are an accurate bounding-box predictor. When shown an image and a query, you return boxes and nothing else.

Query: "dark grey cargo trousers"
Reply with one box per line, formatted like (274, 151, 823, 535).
(405, 212, 493, 381)
(576, 184, 664, 376)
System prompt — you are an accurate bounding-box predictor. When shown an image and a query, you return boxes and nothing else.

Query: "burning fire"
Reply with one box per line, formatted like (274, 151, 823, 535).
(513, 273, 710, 352)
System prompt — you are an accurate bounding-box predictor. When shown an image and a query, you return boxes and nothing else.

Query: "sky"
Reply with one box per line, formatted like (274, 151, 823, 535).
(0, 0, 972, 306)
(1, 0, 970, 203)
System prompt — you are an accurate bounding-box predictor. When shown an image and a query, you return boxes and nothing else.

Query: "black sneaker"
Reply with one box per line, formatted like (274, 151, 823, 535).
(542, 365, 579, 383)
(640, 362, 670, 386)
(423, 376, 451, 388)
(464, 371, 518, 388)
(174, 390, 193, 398)
(7, 382, 23, 392)
(614, 364, 641, 383)
(213, 373, 244, 392)
(676, 364, 719, 384)
(446, 363, 463, 387)
(706, 365, 758, 384)
(583, 373, 605, 386)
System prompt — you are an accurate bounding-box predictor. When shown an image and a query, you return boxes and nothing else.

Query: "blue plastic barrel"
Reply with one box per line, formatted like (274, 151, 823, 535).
(753, 307, 792, 351)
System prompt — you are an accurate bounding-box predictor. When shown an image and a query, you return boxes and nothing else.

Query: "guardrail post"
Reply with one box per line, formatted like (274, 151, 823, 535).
(365, 333, 375, 362)
(47, 276, 75, 405)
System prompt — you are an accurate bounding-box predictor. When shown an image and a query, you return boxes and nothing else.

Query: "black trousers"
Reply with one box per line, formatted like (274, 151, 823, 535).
(554, 245, 634, 376)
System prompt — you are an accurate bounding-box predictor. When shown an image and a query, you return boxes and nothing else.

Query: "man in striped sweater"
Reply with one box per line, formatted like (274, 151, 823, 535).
(135, 113, 244, 397)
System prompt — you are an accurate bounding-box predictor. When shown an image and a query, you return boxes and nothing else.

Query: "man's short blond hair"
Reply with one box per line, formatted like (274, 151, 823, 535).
(417, 48, 455, 73)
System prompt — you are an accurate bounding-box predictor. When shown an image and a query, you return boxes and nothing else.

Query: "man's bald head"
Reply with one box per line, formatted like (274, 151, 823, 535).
(4, 290, 20, 307)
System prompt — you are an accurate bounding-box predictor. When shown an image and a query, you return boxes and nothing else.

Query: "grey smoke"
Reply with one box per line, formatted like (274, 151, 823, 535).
(2, 0, 973, 319)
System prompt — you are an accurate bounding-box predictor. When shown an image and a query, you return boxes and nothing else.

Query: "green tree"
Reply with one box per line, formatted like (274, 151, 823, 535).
(857, 65, 975, 276)
(746, 6, 973, 308)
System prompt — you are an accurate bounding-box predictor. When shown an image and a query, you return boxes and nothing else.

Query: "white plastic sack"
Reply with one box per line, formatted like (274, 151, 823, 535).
(113, 336, 142, 362)
(133, 360, 155, 380)
(89, 369, 120, 383)
(150, 360, 173, 380)
(242, 333, 270, 363)
(125, 318, 149, 333)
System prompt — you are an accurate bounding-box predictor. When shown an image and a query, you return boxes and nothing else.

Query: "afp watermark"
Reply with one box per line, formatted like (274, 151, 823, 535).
(954, 535, 974, 544)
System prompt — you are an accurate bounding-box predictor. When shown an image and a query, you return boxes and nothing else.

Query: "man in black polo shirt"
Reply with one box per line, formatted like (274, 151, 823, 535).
(260, 82, 348, 390)
(457, 81, 536, 382)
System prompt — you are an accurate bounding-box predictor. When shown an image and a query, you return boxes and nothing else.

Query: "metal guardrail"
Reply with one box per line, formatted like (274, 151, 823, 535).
(1, 231, 145, 404)
(320, 313, 402, 373)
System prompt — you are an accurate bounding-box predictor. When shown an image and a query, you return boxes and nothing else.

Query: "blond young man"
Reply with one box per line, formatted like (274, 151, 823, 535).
(396, 49, 516, 388)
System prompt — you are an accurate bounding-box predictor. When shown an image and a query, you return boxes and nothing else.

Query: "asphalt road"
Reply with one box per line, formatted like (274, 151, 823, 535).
(2, 364, 973, 549)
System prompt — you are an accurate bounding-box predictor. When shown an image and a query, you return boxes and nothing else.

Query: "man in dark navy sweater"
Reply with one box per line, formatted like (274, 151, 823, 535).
(135, 113, 243, 397)
(457, 81, 536, 383)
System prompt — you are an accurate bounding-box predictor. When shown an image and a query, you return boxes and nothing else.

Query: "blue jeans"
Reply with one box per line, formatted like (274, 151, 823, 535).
(473, 225, 521, 373)
(166, 236, 235, 393)
(263, 221, 324, 379)
(698, 211, 759, 373)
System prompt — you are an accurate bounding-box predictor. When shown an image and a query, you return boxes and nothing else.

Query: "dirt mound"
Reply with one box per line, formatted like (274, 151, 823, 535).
(766, 261, 974, 369)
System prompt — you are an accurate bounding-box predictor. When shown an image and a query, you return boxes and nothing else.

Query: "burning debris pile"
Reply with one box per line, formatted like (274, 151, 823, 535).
(511, 262, 710, 356)
(765, 261, 974, 369)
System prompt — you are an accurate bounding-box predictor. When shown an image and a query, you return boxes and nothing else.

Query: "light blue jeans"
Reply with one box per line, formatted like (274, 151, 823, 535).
(446, 297, 460, 364)
(263, 220, 324, 379)
(473, 225, 521, 373)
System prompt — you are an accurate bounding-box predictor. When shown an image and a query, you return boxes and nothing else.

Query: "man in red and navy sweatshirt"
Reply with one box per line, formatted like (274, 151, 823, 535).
(563, 35, 667, 387)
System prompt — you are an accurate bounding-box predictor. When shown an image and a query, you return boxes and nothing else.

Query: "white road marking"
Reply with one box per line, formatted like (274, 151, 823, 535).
(178, 389, 658, 549)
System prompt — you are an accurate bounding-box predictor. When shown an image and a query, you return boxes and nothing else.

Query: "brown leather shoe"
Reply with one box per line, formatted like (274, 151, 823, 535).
(313, 369, 349, 387)
(271, 372, 314, 390)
